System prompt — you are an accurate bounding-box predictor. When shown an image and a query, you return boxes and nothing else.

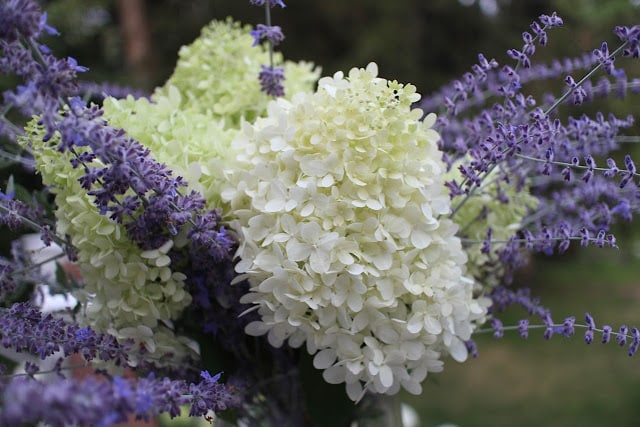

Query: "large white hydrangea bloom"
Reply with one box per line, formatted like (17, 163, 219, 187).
(222, 63, 490, 401)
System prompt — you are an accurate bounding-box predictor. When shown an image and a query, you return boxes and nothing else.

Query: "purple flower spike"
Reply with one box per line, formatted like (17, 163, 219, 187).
(258, 64, 285, 97)
(250, 0, 286, 7)
(250, 24, 285, 46)
(0, 0, 42, 42)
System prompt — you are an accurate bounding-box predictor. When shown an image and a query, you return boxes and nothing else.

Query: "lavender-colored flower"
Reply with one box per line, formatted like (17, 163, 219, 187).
(0, 302, 132, 365)
(0, 0, 42, 42)
(250, 0, 286, 7)
(628, 328, 640, 356)
(250, 24, 285, 46)
(465, 340, 479, 358)
(0, 261, 16, 301)
(0, 370, 240, 427)
(258, 64, 285, 96)
(617, 325, 628, 347)
(490, 318, 504, 338)
(518, 319, 529, 339)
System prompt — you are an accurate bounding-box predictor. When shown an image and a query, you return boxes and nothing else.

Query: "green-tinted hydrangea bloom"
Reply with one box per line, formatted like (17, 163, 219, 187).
(156, 18, 320, 127)
(21, 119, 193, 359)
(222, 63, 490, 401)
(448, 161, 538, 287)
(103, 87, 235, 210)
(103, 19, 320, 212)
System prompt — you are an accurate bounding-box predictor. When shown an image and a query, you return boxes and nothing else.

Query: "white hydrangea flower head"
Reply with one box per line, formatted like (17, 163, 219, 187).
(21, 120, 194, 360)
(448, 159, 539, 288)
(223, 63, 490, 401)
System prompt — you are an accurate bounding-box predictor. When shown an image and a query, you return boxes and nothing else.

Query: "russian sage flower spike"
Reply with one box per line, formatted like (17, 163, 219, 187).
(251, 0, 286, 96)
(250, 0, 286, 7)
(0, 371, 240, 427)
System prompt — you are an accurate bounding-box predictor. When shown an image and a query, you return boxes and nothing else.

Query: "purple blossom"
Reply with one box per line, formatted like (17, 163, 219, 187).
(518, 319, 529, 339)
(258, 64, 285, 97)
(465, 340, 479, 358)
(0, 371, 240, 427)
(250, 0, 286, 7)
(0, 302, 132, 364)
(250, 24, 285, 46)
(490, 318, 504, 338)
(602, 325, 612, 344)
(0, 0, 43, 42)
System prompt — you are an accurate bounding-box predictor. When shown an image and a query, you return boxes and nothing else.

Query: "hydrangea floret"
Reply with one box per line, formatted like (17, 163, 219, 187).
(222, 63, 490, 401)
(20, 119, 193, 358)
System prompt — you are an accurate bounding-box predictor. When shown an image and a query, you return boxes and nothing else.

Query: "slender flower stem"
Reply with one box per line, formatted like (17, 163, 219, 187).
(543, 41, 629, 115)
(264, 2, 274, 68)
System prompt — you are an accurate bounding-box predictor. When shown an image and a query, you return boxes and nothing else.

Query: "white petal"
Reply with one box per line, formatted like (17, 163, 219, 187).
(286, 239, 311, 262)
(323, 365, 345, 385)
(379, 364, 393, 388)
(245, 321, 270, 337)
(313, 349, 337, 369)
(448, 336, 469, 362)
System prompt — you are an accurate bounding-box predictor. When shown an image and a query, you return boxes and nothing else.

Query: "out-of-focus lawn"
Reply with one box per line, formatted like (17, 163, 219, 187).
(404, 231, 640, 427)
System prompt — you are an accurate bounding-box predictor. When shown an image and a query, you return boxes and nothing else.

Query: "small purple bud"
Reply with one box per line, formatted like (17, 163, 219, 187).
(585, 313, 595, 330)
(518, 319, 529, 339)
(465, 340, 479, 358)
(491, 317, 504, 338)
(584, 329, 594, 344)
(617, 325, 629, 346)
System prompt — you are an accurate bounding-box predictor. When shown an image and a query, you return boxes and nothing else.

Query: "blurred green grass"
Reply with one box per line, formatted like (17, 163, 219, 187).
(404, 229, 640, 427)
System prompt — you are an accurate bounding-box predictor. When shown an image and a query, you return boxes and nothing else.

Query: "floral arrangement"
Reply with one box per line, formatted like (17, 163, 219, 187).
(1, 0, 640, 425)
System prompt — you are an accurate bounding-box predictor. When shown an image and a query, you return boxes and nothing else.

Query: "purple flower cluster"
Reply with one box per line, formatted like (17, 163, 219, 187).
(258, 64, 286, 97)
(0, 303, 242, 423)
(0, 302, 131, 364)
(582, 313, 640, 357)
(422, 15, 640, 285)
(476, 286, 640, 360)
(56, 98, 220, 251)
(250, 23, 285, 47)
(0, 2, 243, 423)
(0, 370, 240, 427)
(250, 0, 286, 96)
(1, 0, 237, 261)
(250, 0, 286, 8)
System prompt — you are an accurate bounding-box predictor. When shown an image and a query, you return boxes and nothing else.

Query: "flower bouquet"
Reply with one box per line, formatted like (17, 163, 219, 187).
(1, 0, 640, 425)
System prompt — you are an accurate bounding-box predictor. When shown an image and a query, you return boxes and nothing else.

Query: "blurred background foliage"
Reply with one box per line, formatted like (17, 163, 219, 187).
(38, 0, 640, 92)
(6, 0, 640, 425)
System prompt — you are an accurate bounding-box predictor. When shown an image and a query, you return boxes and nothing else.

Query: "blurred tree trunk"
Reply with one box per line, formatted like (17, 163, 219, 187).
(117, 0, 156, 87)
